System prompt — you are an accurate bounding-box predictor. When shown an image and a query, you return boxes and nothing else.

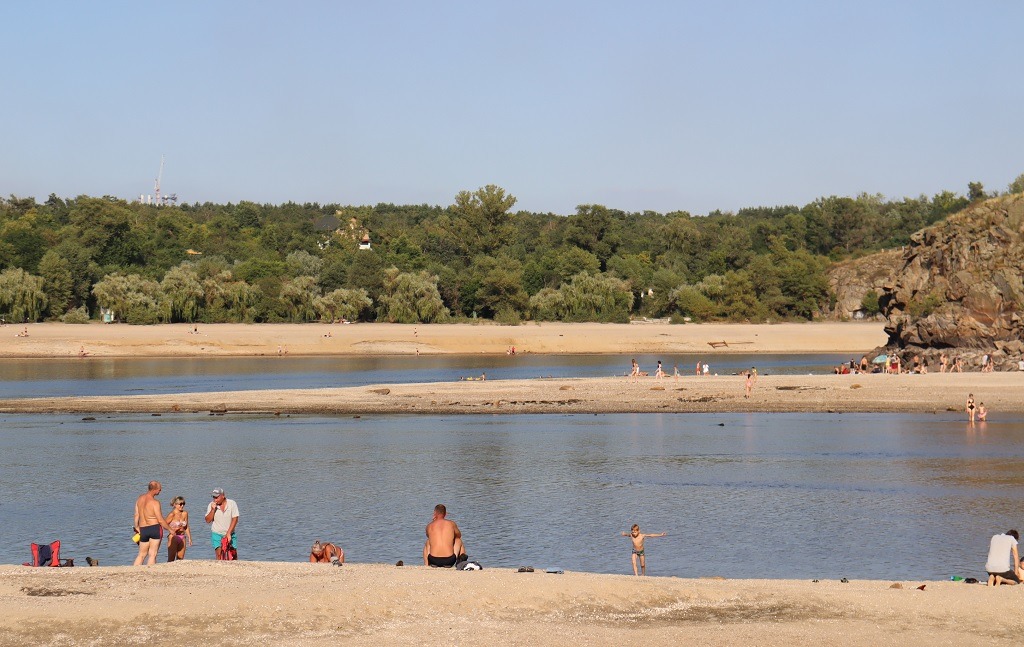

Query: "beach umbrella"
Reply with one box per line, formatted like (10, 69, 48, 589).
(872, 354, 888, 364)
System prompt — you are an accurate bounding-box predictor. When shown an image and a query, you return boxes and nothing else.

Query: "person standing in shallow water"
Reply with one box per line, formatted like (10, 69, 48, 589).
(966, 394, 977, 423)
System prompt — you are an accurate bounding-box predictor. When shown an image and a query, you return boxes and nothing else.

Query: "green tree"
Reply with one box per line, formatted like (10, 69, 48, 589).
(92, 272, 162, 324)
(279, 275, 320, 322)
(377, 268, 449, 323)
(1008, 173, 1024, 195)
(558, 272, 633, 322)
(0, 268, 48, 322)
(37, 250, 74, 317)
(528, 287, 566, 321)
(861, 289, 881, 317)
(314, 288, 372, 322)
(160, 263, 204, 322)
(475, 261, 529, 318)
(451, 185, 517, 254)
(968, 181, 986, 202)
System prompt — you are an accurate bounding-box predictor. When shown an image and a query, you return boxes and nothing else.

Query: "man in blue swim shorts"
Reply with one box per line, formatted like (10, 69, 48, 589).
(205, 487, 240, 559)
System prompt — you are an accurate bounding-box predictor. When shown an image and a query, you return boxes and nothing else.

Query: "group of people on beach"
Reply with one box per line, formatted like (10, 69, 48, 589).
(132, 481, 239, 566)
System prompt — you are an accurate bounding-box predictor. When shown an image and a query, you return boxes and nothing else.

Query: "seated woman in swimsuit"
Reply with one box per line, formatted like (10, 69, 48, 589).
(166, 496, 192, 562)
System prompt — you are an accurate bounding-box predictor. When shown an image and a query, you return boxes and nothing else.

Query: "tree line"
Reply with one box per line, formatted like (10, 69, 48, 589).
(1, 176, 1020, 325)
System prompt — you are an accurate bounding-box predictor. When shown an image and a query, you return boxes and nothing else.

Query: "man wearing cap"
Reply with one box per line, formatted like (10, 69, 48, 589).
(204, 487, 240, 559)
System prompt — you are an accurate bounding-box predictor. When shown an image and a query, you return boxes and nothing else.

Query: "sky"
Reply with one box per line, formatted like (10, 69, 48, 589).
(2, 1, 1022, 216)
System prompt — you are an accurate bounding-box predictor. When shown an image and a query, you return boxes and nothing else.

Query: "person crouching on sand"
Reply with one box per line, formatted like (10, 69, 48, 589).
(621, 524, 666, 576)
(310, 541, 344, 565)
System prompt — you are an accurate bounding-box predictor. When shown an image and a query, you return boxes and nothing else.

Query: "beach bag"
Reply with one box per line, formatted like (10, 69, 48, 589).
(218, 535, 237, 561)
(456, 559, 482, 571)
(23, 541, 62, 567)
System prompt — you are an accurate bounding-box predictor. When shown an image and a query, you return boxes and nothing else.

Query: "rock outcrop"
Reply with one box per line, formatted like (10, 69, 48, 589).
(879, 194, 1024, 369)
(825, 249, 903, 320)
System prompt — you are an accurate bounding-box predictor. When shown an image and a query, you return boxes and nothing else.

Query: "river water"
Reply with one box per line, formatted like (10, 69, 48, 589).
(0, 353, 851, 399)
(3, 410, 1022, 580)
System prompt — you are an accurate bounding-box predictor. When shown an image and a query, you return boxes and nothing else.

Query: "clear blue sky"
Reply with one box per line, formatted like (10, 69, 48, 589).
(2, 1, 1022, 215)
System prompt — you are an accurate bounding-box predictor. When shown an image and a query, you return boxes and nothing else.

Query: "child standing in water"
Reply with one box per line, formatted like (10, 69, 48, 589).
(621, 524, 666, 576)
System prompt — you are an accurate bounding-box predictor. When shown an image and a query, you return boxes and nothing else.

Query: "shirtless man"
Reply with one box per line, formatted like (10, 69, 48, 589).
(423, 504, 466, 567)
(133, 481, 171, 566)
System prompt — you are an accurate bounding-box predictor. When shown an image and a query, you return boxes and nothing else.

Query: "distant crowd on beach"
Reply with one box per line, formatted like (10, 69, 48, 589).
(833, 351, 1024, 375)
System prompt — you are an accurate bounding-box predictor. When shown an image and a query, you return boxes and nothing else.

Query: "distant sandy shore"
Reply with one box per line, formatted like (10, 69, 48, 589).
(1, 372, 1021, 415)
(0, 562, 1014, 646)
(0, 321, 887, 358)
(2, 321, 1018, 416)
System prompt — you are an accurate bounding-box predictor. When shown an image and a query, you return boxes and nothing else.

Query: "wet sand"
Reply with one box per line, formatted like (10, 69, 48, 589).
(0, 562, 1015, 646)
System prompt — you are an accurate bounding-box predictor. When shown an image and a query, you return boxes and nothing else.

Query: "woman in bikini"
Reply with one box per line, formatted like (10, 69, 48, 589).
(166, 496, 192, 562)
(966, 393, 977, 423)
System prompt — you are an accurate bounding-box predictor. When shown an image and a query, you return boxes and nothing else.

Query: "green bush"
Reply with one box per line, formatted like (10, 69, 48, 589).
(494, 307, 522, 326)
(59, 306, 90, 323)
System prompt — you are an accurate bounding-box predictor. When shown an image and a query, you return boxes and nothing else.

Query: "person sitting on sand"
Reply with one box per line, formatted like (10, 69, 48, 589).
(986, 530, 1021, 586)
(310, 541, 344, 565)
(621, 524, 666, 576)
(424, 504, 467, 568)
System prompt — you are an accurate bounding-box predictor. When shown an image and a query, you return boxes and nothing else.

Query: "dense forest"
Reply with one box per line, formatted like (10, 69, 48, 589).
(1, 176, 1021, 325)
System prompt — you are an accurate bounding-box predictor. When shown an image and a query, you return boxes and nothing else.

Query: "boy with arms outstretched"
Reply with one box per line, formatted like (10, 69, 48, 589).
(622, 524, 666, 575)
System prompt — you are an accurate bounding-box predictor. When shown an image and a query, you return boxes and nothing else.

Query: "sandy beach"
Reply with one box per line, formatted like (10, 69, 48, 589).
(0, 321, 887, 358)
(8, 320, 1010, 416)
(1, 562, 1017, 646)
(2, 372, 1021, 416)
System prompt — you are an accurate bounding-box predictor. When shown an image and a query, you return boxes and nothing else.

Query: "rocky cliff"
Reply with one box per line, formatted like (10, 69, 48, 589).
(825, 249, 903, 320)
(879, 193, 1024, 369)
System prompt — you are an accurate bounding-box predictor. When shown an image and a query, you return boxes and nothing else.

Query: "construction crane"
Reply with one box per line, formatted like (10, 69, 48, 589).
(154, 155, 164, 205)
(140, 155, 178, 205)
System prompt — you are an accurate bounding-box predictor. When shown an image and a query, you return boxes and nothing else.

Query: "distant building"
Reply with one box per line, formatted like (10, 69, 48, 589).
(359, 234, 371, 250)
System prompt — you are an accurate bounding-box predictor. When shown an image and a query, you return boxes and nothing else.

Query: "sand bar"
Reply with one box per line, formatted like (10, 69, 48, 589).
(2, 372, 1021, 415)
(0, 321, 888, 358)
(0, 562, 1015, 646)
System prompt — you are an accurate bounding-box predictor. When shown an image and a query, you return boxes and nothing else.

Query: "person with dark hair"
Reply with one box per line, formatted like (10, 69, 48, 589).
(985, 529, 1021, 586)
(423, 504, 466, 568)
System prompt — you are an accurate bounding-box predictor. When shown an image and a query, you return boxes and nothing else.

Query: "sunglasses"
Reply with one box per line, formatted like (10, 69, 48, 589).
(176, 502, 185, 506)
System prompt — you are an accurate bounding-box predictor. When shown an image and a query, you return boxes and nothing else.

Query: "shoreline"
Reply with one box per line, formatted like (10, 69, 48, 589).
(0, 321, 888, 358)
(2, 373, 1022, 415)
(0, 561, 1014, 645)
